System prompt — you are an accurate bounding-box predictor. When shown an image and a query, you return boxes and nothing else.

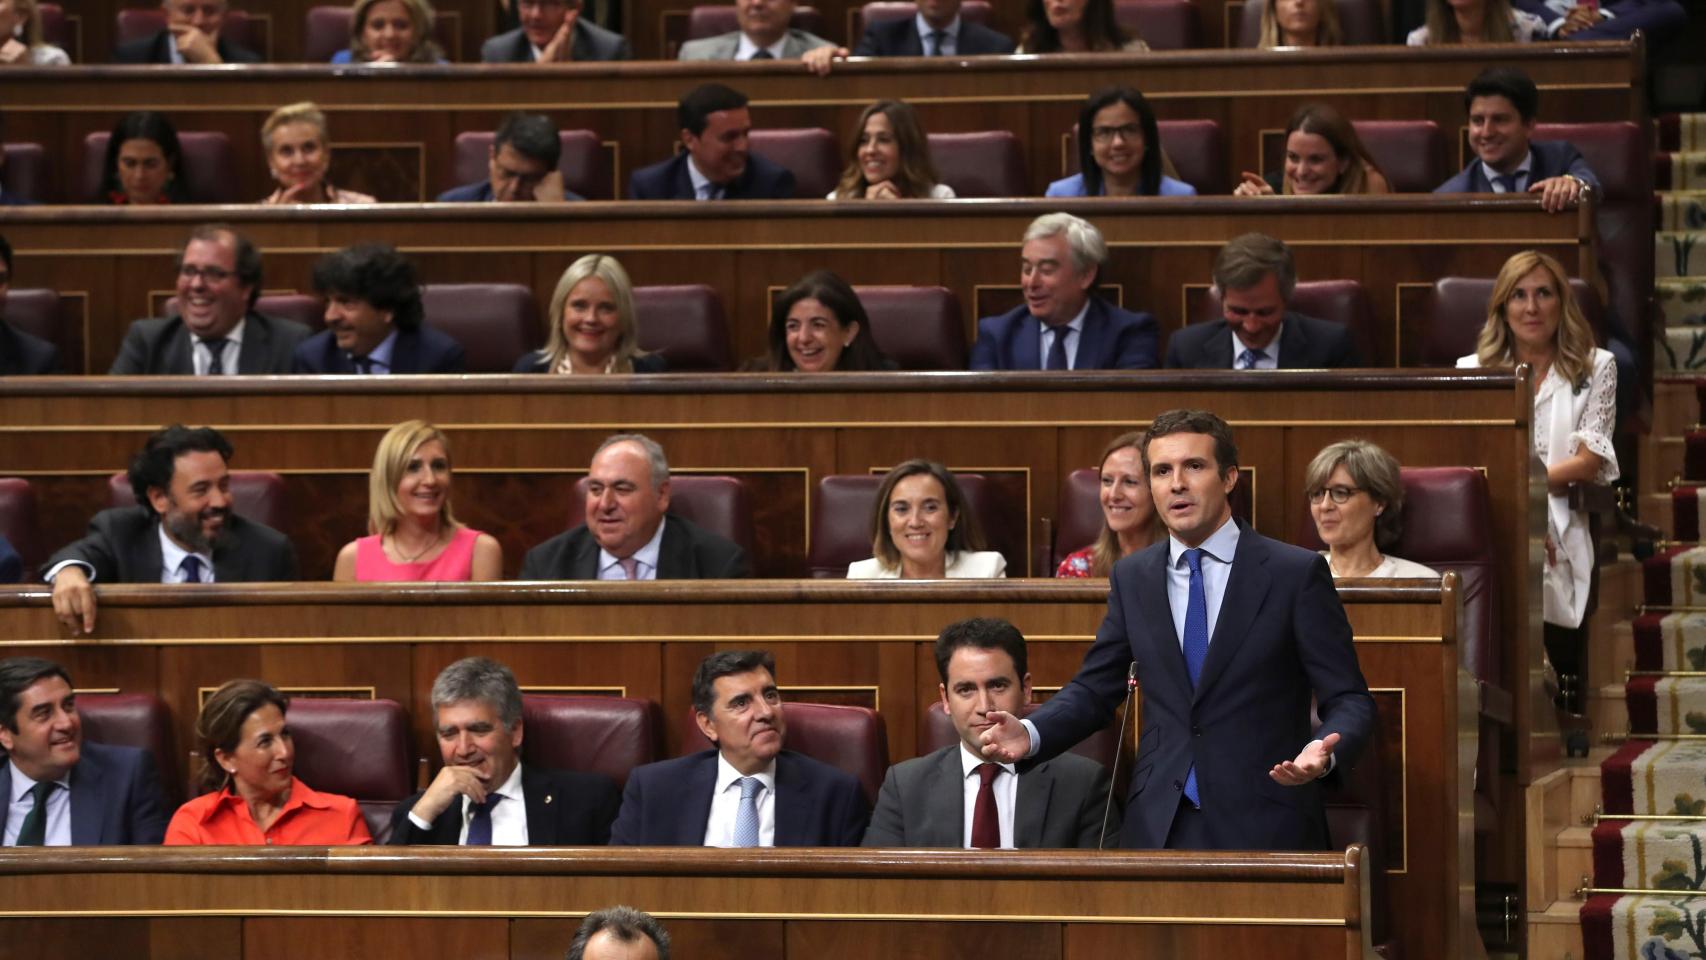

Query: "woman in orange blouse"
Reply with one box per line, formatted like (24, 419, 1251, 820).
(165, 680, 371, 845)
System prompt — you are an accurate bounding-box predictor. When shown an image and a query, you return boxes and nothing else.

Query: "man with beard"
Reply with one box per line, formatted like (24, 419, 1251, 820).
(43, 425, 298, 635)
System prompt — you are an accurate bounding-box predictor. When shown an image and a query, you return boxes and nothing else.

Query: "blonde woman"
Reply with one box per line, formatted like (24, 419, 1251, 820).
(259, 102, 377, 205)
(332, 0, 445, 63)
(1407, 0, 1546, 43)
(0, 0, 69, 64)
(514, 254, 664, 374)
(1257, 0, 1343, 47)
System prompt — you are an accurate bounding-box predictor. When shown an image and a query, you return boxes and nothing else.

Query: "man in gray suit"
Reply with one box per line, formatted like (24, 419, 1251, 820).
(109, 226, 310, 376)
(481, 0, 630, 61)
(678, 0, 832, 62)
(863, 618, 1115, 849)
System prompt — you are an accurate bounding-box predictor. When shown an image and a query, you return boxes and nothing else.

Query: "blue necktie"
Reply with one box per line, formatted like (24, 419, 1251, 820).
(927, 29, 947, 55)
(1182, 548, 1210, 807)
(350, 354, 374, 374)
(1045, 329, 1070, 370)
(1236, 347, 1266, 370)
(1493, 172, 1520, 193)
(180, 555, 204, 584)
(733, 776, 762, 847)
(465, 794, 501, 845)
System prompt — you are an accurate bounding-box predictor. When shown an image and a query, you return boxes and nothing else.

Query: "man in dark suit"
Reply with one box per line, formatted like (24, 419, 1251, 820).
(981, 410, 1375, 850)
(611, 650, 869, 846)
(0, 233, 61, 375)
(389, 657, 620, 845)
(971, 213, 1158, 371)
(437, 112, 586, 203)
(109, 226, 309, 375)
(863, 618, 1113, 848)
(481, 0, 630, 61)
(1435, 67, 1598, 215)
(113, 0, 261, 64)
(0, 657, 169, 845)
(291, 243, 466, 374)
(520, 433, 750, 580)
(1165, 233, 1362, 370)
(853, 0, 1016, 54)
(43, 425, 299, 635)
(0, 536, 19, 583)
(628, 84, 796, 201)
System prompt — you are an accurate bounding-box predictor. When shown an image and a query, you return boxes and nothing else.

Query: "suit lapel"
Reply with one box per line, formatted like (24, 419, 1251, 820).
(1014, 761, 1050, 848)
(1014, 315, 1043, 370)
(773, 752, 809, 845)
(211, 517, 245, 582)
(1277, 312, 1309, 369)
(135, 521, 167, 582)
(680, 752, 717, 844)
(898, 24, 924, 55)
(1073, 298, 1110, 369)
(1193, 523, 1270, 704)
(164, 326, 195, 375)
(672, 155, 696, 201)
(391, 329, 420, 375)
(924, 746, 964, 846)
(1136, 543, 1192, 698)
(655, 516, 689, 578)
(0, 763, 10, 837)
(520, 767, 553, 844)
(570, 534, 603, 579)
(68, 756, 103, 845)
(237, 315, 268, 374)
(1199, 323, 1234, 368)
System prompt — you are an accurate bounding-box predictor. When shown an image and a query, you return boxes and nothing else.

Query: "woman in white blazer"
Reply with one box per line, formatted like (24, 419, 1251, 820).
(847, 459, 1007, 579)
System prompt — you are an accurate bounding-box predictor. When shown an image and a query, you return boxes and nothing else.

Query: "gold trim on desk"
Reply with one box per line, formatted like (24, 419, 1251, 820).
(0, 907, 1353, 925)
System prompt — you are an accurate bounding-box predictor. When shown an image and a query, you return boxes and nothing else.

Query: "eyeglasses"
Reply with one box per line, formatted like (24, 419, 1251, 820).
(1307, 485, 1363, 505)
(1090, 123, 1143, 144)
(178, 264, 233, 283)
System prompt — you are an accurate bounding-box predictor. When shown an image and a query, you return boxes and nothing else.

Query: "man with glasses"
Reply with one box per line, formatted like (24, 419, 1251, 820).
(438, 113, 584, 203)
(109, 226, 309, 375)
(114, 0, 261, 64)
(481, 0, 630, 62)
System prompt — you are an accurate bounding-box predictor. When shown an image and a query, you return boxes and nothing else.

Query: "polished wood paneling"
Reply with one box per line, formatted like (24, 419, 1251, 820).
(244, 918, 509, 960)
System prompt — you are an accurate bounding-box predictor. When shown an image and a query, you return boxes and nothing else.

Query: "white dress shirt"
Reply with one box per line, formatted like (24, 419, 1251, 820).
(703, 752, 776, 847)
(915, 13, 960, 55)
(4, 759, 72, 846)
(406, 761, 529, 845)
(1230, 329, 1281, 369)
(1039, 301, 1090, 370)
(597, 517, 667, 580)
(735, 32, 789, 60)
(1165, 517, 1240, 650)
(157, 524, 214, 583)
(958, 743, 1016, 849)
(1481, 150, 1535, 193)
(194, 317, 245, 376)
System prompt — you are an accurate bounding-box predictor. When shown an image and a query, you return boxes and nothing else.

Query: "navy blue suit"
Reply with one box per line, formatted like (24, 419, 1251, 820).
(113, 30, 261, 64)
(1164, 311, 1362, 369)
(852, 16, 1016, 55)
(609, 749, 869, 846)
(0, 534, 20, 583)
(436, 180, 586, 203)
(1434, 140, 1600, 194)
(0, 319, 61, 375)
(969, 297, 1158, 370)
(627, 152, 796, 201)
(291, 327, 467, 374)
(0, 741, 170, 845)
(1025, 522, 1375, 850)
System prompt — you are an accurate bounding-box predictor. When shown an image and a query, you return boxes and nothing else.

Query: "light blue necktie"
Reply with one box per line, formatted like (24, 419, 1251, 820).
(1493, 172, 1520, 193)
(1181, 548, 1209, 807)
(1236, 347, 1266, 370)
(180, 555, 205, 584)
(733, 776, 762, 847)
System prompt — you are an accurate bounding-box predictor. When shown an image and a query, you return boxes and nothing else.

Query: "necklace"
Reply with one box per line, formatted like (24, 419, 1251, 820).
(391, 527, 446, 563)
(1330, 552, 1383, 578)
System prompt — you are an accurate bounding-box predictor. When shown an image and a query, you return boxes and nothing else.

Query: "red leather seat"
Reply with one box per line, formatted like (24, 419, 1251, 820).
(1195, 279, 1379, 365)
(1417, 276, 1606, 367)
(82, 131, 239, 205)
(632, 284, 735, 372)
(114, 8, 267, 59)
(306, 4, 461, 61)
(77, 692, 182, 806)
(2, 288, 66, 360)
(680, 701, 888, 806)
(450, 129, 614, 201)
(166, 293, 326, 334)
(285, 698, 413, 842)
(421, 283, 542, 373)
(928, 131, 1026, 198)
(1353, 121, 1446, 195)
(852, 285, 967, 370)
(1234, 0, 1385, 45)
(567, 475, 755, 559)
(107, 471, 289, 532)
(1114, 0, 1200, 48)
(0, 478, 43, 580)
(686, 5, 827, 40)
(1, 143, 48, 203)
(520, 694, 664, 788)
(750, 128, 840, 199)
(807, 473, 1023, 577)
(1048, 465, 1254, 572)
(1063, 120, 1227, 196)
(38, 4, 73, 58)
(853, 0, 991, 37)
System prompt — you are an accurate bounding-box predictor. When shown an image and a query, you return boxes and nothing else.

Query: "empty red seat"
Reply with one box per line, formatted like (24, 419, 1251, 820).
(421, 283, 542, 372)
(107, 471, 289, 532)
(632, 284, 735, 372)
(1195, 279, 1379, 365)
(0, 477, 44, 580)
(852, 285, 967, 370)
(1354, 120, 1445, 194)
(928, 131, 1026, 198)
(567, 474, 755, 559)
(285, 697, 413, 842)
(853, 0, 991, 37)
(807, 472, 1024, 577)
(686, 4, 827, 40)
(1114, 0, 1200, 48)
(114, 7, 266, 59)
(77, 692, 182, 806)
(1234, 0, 1385, 45)
(680, 701, 888, 806)
(82, 131, 239, 205)
(1417, 276, 1606, 367)
(2, 289, 67, 365)
(750, 128, 840, 199)
(1, 143, 48, 203)
(520, 694, 664, 788)
(450, 129, 614, 201)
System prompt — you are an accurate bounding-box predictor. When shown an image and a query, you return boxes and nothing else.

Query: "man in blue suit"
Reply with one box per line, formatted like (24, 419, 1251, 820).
(970, 213, 1158, 371)
(0, 657, 169, 846)
(980, 410, 1374, 850)
(610, 650, 869, 846)
(628, 84, 796, 201)
(291, 243, 466, 374)
(853, 0, 1016, 55)
(1435, 67, 1597, 215)
(437, 112, 587, 204)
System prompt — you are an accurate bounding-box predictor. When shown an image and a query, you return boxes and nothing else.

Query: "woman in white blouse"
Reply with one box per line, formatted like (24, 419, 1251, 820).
(1407, 0, 1546, 43)
(1305, 439, 1440, 579)
(847, 460, 1006, 579)
(1457, 250, 1617, 632)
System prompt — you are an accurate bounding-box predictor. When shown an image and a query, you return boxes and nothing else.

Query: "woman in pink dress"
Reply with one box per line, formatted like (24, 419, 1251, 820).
(333, 420, 503, 581)
(1055, 431, 1164, 578)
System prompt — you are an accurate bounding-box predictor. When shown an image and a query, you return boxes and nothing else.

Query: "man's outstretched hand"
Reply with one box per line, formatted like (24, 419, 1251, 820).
(1270, 732, 1339, 785)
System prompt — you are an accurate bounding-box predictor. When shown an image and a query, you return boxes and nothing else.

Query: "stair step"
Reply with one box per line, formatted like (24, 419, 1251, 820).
(1590, 683, 1628, 738)
(1640, 435, 1684, 495)
(1658, 153, 1706, 191)
(1648, 491, 1678, 541)
(1656, 231, 1706, 278)
(1528, 901, 1586, 960)
(1658, 190, 1706, 231)
(1653, 379, 1698, 438)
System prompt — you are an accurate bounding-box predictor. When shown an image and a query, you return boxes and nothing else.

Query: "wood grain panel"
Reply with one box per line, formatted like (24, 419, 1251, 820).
(787, 920, 1062, 960)
(245, 917, 510, 960)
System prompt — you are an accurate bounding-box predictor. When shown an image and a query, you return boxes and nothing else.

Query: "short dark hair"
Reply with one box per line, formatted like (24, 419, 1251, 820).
(1465, 67, 1539, 123)
(494, 112, 562, 169)
(127, 425, 234, 516)
(178, 224, 263, 309)
(565, 906, 671, 960)
(193, 679, 290, 795)
(766, 270, 889, 372)
(933, 618, 1027, 686)
(0, 657, 72, 734)
(679, 83, 748, 137)
(691, 650, 776, 716)
(1140, 409, 1239, 477)
(311, 243, 425, 330)
(0, 232, 12, 277)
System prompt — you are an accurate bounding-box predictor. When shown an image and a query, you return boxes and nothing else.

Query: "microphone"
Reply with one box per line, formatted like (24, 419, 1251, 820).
(1098, 661, 1139, 850)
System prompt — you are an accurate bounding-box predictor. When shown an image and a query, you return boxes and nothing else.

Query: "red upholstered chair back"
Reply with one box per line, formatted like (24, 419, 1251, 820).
(305, 5, 461, 61)
(0, 478, 44, 577)
(1114, 0, 1200, 48)
(38, 4, 72, 56)
(807, 472, 1024, 577)
(928, 131, 1026, 198)
(421, 283, 542, 372)
(853, 0, 991, 36)
(1, 143, 49, 202)
(2, 288, 65, 352)
(520, 695, 663, 788)
(1235, 0, 1385, 45)
(166, 293, 327, 334)
(686, 5, 827, 39)
(1193, 279, 1378, 366)
(1049, 465, 1254, 572)
(1064, 121, 1228, 196)
(1353, 120, 1446, 194)
(1417, 276, 1605, 367)
(107, 471, 289, 532)
(568, 475, 756, 559)
(852, 285, 967, 370)
(920, 701, 1128, 800)
(632, 284, 735, 371)
(77, 692, 182, 806)
(749, 128, 840, 199)
(114, 7, 266, 58)
(82, 131, 239, 204)
(680, 701, 888, 805)
(451, 130, 614, 201)
(285, 698, 413, 842)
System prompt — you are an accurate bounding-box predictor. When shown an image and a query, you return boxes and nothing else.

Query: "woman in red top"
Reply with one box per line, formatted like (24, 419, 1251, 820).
(165, 680, 371, 845)
(1055, 431, 1164, 578)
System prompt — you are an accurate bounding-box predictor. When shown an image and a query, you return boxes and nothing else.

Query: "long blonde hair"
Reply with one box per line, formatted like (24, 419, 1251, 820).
(537, 254, 645, 373)
(1085, 431, 1162, 577)
(1258, 0, 1343, 47)
(368, 420, 459, 536)
(1474, 250, 1596, 387)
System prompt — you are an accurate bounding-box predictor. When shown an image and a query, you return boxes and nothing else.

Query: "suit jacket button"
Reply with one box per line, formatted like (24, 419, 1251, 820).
(1172, 780, 1183, 790)
(1192, 725, 1202, 736)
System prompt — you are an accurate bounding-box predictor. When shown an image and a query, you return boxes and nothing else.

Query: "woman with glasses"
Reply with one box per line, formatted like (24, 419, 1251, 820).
(1047, 87, 1195, 198)
(1304, 439, 1437, 579)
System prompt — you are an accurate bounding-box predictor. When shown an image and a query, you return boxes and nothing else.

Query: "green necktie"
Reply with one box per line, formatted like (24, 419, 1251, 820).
(15, 779, 58, 846)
